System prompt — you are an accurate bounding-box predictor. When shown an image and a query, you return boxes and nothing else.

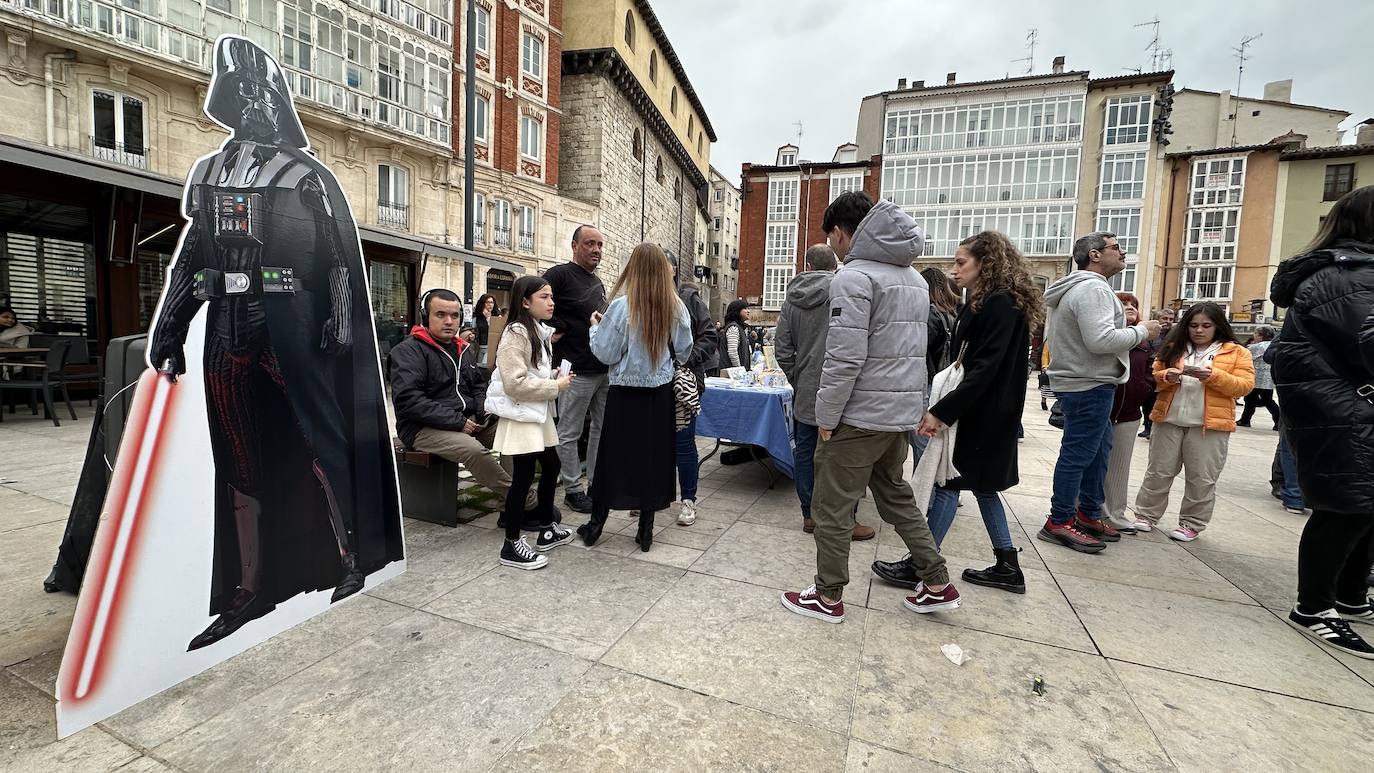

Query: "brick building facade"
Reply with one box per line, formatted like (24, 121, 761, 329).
(737, 144, 880, 317)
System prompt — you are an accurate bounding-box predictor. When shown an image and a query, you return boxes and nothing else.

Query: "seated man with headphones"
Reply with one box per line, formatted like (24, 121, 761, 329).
(390, 288, 553, 527)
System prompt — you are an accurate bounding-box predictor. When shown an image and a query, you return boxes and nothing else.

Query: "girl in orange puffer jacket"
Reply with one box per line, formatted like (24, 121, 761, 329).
(1130, 302, 1255, 541)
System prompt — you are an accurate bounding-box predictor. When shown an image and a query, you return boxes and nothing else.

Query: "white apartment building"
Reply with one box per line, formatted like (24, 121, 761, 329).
(857, 65, 1089, 286)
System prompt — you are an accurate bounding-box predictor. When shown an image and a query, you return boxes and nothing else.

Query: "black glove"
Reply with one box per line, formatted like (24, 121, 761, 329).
(320, 265, 353, 355)
(149, 336, 187, 381)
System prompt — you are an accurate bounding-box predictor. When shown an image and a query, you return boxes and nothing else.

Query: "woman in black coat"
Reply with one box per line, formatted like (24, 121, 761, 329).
(1271, 185, 1374, 659)
(917, 231, 1042, 593)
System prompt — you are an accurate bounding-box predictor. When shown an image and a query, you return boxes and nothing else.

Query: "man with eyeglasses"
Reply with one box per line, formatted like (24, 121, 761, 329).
(1040, 233, 1161, 552)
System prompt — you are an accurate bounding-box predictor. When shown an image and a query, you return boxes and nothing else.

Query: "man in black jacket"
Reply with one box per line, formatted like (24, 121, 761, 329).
(389, 289, 538, 517)
(545, 226, 609, 513)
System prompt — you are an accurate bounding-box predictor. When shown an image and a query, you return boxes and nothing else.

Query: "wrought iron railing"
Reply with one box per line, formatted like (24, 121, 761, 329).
(377, 201, 409, 230)
(90, 136, 147, 169)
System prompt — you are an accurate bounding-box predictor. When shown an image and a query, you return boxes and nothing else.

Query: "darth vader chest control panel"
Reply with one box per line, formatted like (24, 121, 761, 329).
(214, 191, 264, 242)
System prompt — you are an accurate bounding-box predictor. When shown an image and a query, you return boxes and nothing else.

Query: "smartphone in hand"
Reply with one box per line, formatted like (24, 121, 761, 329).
(558, 359, 572, 378)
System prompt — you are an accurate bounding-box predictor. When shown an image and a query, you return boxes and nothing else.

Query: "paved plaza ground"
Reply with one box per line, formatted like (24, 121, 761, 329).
(3, 387, 1374, 772)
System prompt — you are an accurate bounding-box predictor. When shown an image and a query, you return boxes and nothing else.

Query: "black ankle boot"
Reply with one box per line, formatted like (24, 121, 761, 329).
(961, 547, 1026, 594)
(578, 507, 609, 547)
(633, 511, 654, 552)
(331, 552, 366, 602)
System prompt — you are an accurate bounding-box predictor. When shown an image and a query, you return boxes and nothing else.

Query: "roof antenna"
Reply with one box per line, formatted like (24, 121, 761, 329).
(1231, 33, 1263, 146)
(1011, 28, 1037, 74)
(1134, 16, 1171, 72)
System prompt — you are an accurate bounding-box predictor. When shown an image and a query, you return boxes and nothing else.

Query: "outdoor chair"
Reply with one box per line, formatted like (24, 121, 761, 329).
(0, 338, 78, 426)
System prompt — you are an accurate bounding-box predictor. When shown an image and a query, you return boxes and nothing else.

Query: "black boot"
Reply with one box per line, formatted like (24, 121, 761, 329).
(331, 551, 365, 602)
(633, 510, 654, 552)
(577, 505, 609, 547)
(187, 589, 276, 651)
(871, 554, 920, 590)
(961, 547, 1026, 594)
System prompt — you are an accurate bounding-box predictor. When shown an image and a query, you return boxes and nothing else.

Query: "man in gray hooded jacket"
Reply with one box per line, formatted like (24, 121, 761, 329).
(1040, 232, 1160, 553)
(781, 192, 958, 624)
(776, 244, 874, 541)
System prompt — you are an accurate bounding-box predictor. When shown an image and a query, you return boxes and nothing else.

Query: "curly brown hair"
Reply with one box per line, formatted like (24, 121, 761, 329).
(957, 231, 1045, 330)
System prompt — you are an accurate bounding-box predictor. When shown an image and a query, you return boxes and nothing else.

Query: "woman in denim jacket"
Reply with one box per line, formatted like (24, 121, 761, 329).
(577, 243, 692, 551)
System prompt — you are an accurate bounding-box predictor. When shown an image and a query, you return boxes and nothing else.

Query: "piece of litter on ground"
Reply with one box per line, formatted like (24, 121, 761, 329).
(940, 643, 968, 665)
(1032, 675, 1046, 696)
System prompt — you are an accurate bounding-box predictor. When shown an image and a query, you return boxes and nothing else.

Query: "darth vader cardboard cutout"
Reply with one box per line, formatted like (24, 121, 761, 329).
(55, 36, 405, 737)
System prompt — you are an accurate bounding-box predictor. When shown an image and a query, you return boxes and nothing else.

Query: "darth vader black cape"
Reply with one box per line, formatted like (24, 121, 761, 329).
(183, 146, 404, 616)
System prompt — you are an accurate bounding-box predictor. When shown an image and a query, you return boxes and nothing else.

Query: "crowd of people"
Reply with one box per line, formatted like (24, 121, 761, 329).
(386, 185, 1374, 661)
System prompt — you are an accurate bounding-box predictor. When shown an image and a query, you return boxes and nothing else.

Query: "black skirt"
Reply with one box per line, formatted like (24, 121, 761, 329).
(589, 383, 677, 512)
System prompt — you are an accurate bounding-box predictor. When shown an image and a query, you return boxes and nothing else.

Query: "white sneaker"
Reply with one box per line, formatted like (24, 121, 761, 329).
(677, 499, 698, 526)
(1131, 518, 1152, 532)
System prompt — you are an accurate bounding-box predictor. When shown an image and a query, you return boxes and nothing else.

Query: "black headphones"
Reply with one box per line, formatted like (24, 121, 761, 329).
(419, 288, 443, 327)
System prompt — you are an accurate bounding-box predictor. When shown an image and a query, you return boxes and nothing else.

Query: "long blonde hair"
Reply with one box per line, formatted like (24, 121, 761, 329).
(607, 242, 681, 362)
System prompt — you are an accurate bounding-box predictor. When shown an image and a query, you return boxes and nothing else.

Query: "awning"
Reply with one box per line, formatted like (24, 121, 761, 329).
(0, 136, 183, 199)
(1, 136, 525, 274)
(356, 225, 523, 273)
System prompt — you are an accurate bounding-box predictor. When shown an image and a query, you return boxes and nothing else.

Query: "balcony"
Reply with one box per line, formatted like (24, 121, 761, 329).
(90, 136, 147, 169)
(518, 230, 534, 253)
(493, 225, 511, 249)
(473, 221, 486, 244)
(377, 201, 409, 230)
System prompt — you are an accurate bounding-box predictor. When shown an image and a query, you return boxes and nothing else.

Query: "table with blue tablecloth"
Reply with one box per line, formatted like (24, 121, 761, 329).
(694, 380, 795, 482)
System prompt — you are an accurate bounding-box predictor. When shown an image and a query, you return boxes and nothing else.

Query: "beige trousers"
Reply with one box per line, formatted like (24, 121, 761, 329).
(1131, 422, 1231, 531)
(412, 425, 535, 509)
(1103, 419, 1140, 529)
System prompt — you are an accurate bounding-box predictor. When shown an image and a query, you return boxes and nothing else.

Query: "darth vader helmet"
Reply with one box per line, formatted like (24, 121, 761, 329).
(205, 36, 308, 148)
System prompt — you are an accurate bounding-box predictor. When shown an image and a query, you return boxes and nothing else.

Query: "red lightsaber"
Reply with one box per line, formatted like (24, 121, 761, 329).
(60, 368, 177, 703)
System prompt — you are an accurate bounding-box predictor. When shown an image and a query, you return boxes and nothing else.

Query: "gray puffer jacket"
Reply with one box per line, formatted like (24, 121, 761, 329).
(774, 270, 833, 424)
(815, 199, 929, 432)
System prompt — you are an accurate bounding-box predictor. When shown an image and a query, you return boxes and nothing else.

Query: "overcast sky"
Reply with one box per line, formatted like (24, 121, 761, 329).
(653, 0, 1374, 182)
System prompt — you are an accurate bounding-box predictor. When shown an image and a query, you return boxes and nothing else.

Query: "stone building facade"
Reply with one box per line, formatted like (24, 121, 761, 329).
(703, 165, 740, 320)
(0, 0, 595, 352)
(560, 0, 715, 285)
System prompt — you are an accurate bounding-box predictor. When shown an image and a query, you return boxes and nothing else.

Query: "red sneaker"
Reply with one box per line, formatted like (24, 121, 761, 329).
(781, 585, 845, 624)
(903, 582, 961, 613)
(1074, 511, 1121, 542)
(1037, 518, 1107, 553)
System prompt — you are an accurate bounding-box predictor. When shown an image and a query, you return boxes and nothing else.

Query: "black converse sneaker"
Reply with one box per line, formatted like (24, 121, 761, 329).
(1336, 597, 1374, 627)
(500, 537, 548, 570)
(1287, 607, 1374, 659)
(536, 523, 575, 552)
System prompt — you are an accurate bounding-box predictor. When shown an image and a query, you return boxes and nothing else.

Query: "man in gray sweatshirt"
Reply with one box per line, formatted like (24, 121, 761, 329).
(781, 192, 957, 624)
(1041, 232, 1161, 553)
(776, 244, 874, 541)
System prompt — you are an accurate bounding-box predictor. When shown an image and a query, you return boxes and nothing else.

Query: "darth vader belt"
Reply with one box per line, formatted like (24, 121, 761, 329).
(193, 267, 303, 299)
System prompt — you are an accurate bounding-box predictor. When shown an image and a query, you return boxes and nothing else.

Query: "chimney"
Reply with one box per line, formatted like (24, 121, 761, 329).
(1359, 119, 1374, 146)
(946, 72, 957, 86)
(1263, 79, 1293, 103)
(897, 78, 907, 89)
(1052, 56, 1065, 74)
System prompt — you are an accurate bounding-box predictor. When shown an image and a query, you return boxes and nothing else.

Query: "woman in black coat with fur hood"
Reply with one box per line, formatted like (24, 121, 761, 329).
(1271, 185, 1374, 660)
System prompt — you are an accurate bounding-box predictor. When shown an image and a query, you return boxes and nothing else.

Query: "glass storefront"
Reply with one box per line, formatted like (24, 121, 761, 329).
(368, 259, 412, 364)
(0, 232, 97, 339)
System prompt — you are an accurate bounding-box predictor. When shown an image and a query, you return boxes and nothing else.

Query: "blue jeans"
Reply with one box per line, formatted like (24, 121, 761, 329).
(908, 430, 930, 468)
(1277, 431, 1304, 510)
(1050, 384, 1116, 524)
(927, 486, 1014, 550)
(793, 420, 818, 518)
(675, 417, 699, 502)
